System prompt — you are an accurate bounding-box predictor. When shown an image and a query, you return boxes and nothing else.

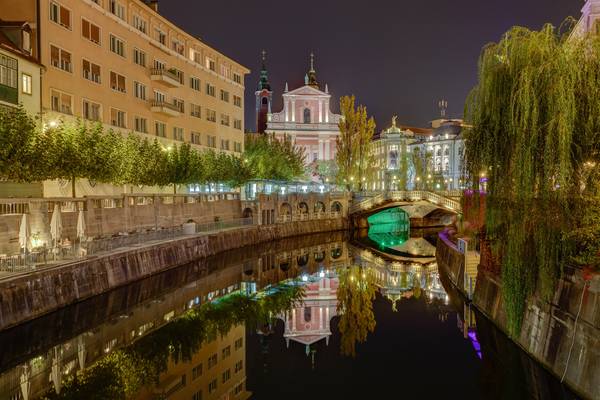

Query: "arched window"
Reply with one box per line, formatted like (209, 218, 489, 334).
(444, 147, 450, 156)
(303, 108, 311, 123)
(262, 97, 268, 105)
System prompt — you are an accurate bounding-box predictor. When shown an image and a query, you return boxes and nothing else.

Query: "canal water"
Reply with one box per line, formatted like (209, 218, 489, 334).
(0, 228, 580, 399)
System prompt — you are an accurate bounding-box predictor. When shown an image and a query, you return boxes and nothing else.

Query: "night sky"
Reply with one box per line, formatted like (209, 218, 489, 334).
(160, 0, 583, 130)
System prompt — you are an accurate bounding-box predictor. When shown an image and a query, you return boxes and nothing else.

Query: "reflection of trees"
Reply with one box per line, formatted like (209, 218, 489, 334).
(337, 266, 377, 357)
(44, 284, 304, 400)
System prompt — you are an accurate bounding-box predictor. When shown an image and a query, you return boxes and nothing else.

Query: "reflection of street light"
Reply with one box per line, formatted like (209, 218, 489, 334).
(350, 176, 354, 181)
(427, 174, 432, 179)
(416, 177, 421, 181)
(48, 120, 58, 128)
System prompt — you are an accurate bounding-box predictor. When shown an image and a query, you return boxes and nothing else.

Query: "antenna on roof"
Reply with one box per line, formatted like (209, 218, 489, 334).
(438, 99, 448, 118)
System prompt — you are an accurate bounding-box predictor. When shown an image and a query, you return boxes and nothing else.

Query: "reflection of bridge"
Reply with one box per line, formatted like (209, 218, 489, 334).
(350, 191, 461, 215)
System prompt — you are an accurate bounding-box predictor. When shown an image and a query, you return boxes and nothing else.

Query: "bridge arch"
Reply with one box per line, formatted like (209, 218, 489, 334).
(331, 201, 342, 213)
(280, 202, 292, 215)
(314, 201, 326, 213)
(298, 202, 309, 214)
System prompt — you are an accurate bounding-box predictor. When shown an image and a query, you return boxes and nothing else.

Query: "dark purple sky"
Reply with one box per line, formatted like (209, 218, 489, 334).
(160, 0, 582, 129)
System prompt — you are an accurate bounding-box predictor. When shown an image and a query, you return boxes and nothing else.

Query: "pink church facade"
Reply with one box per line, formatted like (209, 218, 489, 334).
(259, 54, 342, 165)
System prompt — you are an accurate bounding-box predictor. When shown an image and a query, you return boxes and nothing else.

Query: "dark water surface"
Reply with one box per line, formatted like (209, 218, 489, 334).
(0, 232, 579, 400)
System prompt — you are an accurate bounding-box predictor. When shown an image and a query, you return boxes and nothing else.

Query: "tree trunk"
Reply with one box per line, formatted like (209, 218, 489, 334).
(71, 176, 76, 198)
(173, 184, 177, 194)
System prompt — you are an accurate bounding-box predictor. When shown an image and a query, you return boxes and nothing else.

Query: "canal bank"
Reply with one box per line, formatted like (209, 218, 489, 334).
(436, 234, 600, 400)
(0, 218, 348, 332)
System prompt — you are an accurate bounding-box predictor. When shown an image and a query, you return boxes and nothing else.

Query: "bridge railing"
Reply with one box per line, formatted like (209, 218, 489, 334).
(349, 191, 461, 214)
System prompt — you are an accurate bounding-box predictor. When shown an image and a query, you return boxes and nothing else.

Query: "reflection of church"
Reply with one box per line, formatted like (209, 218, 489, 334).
(256, 52, 342, 165)
(278, 273, 338, 352)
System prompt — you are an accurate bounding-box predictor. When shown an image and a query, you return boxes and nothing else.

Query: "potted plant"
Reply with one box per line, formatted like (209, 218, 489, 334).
(183, 219, 196, 235)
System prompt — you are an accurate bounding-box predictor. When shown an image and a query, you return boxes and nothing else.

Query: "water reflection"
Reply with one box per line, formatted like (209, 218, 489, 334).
(0, 231, 579, 400)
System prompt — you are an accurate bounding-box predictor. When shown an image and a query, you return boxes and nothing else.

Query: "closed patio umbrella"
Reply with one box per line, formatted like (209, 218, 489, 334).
(20, 365, 30, 400)
(50, 346, 62, 394)
(50, 204, 62, 251)
(76, 210, 86, 242)
(18, 214, 30, 253)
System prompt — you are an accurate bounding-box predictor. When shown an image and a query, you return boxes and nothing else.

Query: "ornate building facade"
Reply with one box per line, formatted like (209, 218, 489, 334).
(261, 54, 342, 165)
(368, 114, 466, 191)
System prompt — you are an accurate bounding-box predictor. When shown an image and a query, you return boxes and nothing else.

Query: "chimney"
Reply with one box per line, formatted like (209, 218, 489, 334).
(148, 0, 158, 12)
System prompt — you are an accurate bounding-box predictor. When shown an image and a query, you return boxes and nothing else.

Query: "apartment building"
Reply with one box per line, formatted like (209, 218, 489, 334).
(0, 21, 42, 114)
(1, 0, 248, 156)
(135, 324, 252, 400)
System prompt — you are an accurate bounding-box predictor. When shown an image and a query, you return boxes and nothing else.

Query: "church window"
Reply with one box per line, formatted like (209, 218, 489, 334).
(303, 108, 311, 124)
(262, 97, 268, 105)
(304, 307, 311, 322)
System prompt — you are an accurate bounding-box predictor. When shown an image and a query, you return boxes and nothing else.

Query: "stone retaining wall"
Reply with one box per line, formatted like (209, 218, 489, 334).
(436, 237, 600, 400)
(0, 218, 347, 331)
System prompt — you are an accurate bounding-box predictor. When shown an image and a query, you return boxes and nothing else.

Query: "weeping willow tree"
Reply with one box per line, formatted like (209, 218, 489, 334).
(464, 21, 600, 335)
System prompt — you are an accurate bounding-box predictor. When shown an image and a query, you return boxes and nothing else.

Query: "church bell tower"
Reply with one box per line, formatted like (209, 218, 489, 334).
(255, 50, 272, 133)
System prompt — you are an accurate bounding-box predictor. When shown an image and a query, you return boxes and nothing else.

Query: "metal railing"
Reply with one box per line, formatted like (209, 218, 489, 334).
(349, 190, 461, 214)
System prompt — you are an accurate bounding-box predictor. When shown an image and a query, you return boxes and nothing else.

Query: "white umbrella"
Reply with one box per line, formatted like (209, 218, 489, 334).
(18, 214, 30, 252)
(50, 204, 62, 250)
(76, 210, 86, 242)
(19, 365, 30, 400)
(50, 346, 62, 394)
(77, 335, 86, 370)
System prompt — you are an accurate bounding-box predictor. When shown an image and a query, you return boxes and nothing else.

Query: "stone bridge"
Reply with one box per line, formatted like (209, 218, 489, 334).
(350, 191, 461, 228)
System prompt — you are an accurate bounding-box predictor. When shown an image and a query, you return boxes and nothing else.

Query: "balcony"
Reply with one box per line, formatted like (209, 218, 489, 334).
(150, 100, 182, 117)
(150, 68, 182, 87)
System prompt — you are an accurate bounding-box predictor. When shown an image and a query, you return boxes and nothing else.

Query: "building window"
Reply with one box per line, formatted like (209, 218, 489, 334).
(134, 116, 147, 133)
(191, 131, 201, 145)
(109, 0, 126, 20)
(110, 71, 126, 93)
(155, 121, 166, 137)
(233, 119, 242, 130)
(109, 35, 125, 57)
(82, 99, 101, 121)
(133, 81, 146, 100)
(207, 135, 216, 148)
(208, 354, 217, 369)
(156, 29, 166, 45)
(222, 346, 231, 359)
(172, 68, 184, 84)
(190, 76, 200, 91)
(132, 15, 146, 33)
(205, 57, 215, 71)
(233, 95, 242, 107)
(233, 73, 242, 84)
(153, 59, 165, 70)
(192, 390, 202, 400)
(173, 126, 184, 141)
(81, 19, 101, 45)
(49, 2, 71, 29)
(110, 108, 126, 128)
(154, 90, 166, 103)
(0, 55, 17, 95)
(220, 90, 229, 102)
(220, 139, 230, 151)
(234, 383, 243, 395)
(190, 103, 201, 118)
(220, 64, 231, 79)
(208, 379, 217, 394)
(173, 98, 184, 113)
(171, 39, 184, 55)
(303, 108, 311, 124)
(82, 59, 101, 83)
(235, 360, 243, 373)
(50, 89, 72, 114)
(133, 48, 146, 67)
(234, 141, 242, 153)
(206, 109, 216, 122)
(50, 45, 72, 72)
(21, 73, 32, 95)
(234, 338, 244, 350)
(222, 369, 231, 383)
(220, 114, 230, 127)
(206, 83, 215, 97)
(190, 49, 202, 64)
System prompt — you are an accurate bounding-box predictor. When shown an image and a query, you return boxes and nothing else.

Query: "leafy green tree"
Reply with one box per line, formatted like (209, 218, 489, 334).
(244, 133, 305, 181)
(336, 96, 376, 190)
(0, 105, 40, 181)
